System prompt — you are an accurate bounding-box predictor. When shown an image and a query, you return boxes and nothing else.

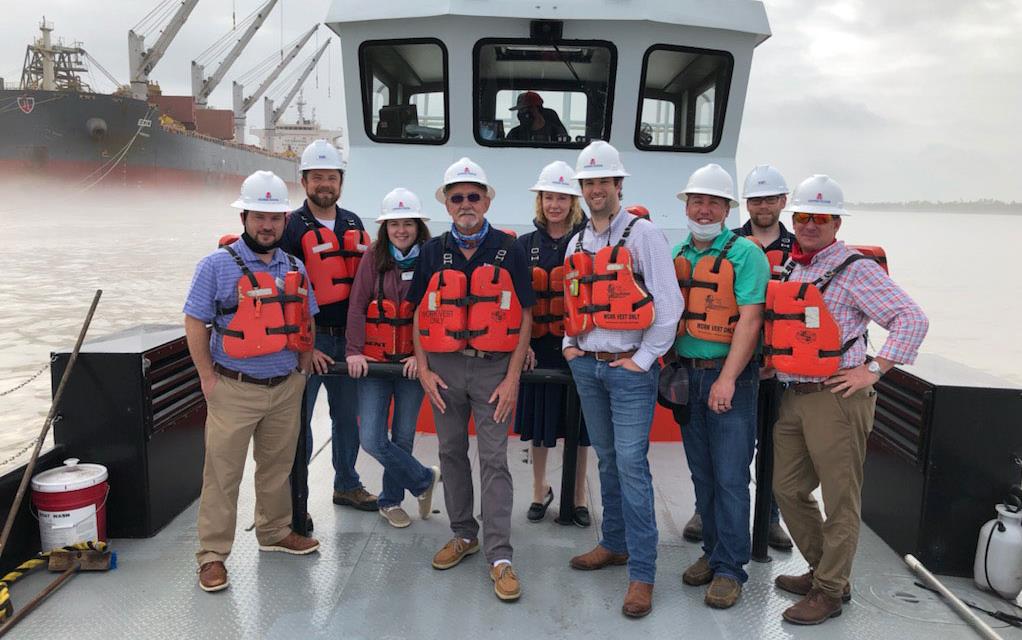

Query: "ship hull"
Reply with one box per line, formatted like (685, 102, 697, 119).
(0, 90, 298, 190)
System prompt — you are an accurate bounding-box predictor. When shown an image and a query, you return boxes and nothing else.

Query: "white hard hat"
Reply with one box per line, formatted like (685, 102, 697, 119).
(743, 164, 789, 199)
(785, 174, 850, 216)
(435, 157, 495, 203)
(574, 141, 630, 180)
(530, 161, 581, 196)
(677, 163, 738, 208)
(377, 188, 431, 223)
(300, 139, 347, 172)
(230, 170, 290, 212)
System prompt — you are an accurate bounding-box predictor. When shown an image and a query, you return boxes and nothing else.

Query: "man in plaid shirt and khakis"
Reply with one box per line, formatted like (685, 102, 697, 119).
(768, 175, 928, 625)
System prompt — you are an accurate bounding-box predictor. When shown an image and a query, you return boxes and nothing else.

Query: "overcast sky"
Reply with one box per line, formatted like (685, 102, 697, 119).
(2, 0, 1019, 201)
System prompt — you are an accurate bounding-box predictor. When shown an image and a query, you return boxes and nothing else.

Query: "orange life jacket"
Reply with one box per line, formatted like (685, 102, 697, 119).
(364, 274, 414, 362)
(848, 245, 888, 274)
(418, 234, 522, 352)
(528, 233, 566, 338)
(763, 254, 868, 377)
(741, 233, 794, 281)
(564, 217, 655, 333)
(217, 234, 240, 248)
(299, 214, 368, 305)
(563, 251, 594, 336)
(675, 235, 740, 343)
(216, 246, 311, 358)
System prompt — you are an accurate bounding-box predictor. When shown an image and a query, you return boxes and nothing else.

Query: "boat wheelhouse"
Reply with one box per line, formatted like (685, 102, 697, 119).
(324, 0, 770, 228)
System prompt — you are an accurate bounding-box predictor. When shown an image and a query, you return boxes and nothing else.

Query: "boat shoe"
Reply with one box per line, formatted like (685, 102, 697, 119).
(432, 537, 479, 569)
(198, 561, 229, 593)
(490, 563, 521, 601)
(417, 466, 441, 520)
(258, 531, 320, 555)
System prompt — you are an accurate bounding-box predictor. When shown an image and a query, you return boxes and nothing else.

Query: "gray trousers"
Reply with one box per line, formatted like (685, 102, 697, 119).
(427, 352, 513, 563)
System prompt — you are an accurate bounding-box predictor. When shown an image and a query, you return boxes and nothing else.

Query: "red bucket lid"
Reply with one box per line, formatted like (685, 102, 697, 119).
(31, 458, 108, 493)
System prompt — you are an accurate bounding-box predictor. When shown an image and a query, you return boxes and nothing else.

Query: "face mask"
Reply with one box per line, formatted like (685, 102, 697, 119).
(517, 110, 533, 126)
(687, 219, 722, 242)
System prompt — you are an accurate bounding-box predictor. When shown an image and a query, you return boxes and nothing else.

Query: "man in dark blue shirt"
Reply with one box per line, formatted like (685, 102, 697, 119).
(408, 157, 535, 603)
(280, 140, 378, 512)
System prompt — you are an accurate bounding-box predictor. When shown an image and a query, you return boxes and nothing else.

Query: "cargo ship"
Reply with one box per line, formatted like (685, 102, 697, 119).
(0, 7, 309, 191)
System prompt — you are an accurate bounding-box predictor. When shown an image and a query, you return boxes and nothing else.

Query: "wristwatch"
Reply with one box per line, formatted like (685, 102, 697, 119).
(866, 360, 882, 378)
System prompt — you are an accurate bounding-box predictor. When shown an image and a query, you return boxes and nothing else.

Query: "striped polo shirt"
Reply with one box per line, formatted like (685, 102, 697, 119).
(183, 240, 319, 378)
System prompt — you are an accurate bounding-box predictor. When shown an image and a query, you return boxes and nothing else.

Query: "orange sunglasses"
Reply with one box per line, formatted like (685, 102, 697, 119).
(792, 212, 836, 225)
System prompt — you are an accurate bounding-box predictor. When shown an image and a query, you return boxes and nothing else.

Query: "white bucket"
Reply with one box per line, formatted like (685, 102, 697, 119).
(30, 458, 109, 551)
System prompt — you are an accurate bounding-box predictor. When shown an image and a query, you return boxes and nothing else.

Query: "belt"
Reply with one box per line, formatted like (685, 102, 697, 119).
(458, 348, 504, 360)
(781, 381, 829, 395)
(582, 350, 637, 362)
(214, 363, 295, 387)
(678, 357, 727, 370)
(318, 325, 345, 337)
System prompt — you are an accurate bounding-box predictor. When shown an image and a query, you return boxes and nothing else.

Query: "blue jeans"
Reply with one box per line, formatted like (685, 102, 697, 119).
(568, 356, 660, 584)
(681, 361, 758, 583)
(357, 376, 433, 508)
(304, 332, 362, 492)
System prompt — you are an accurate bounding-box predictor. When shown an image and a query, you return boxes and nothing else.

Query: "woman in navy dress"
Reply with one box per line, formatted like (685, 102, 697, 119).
(515, 160, 592, 526)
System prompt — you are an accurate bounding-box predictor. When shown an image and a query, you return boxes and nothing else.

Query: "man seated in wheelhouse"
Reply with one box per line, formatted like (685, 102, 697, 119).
(506, 91, 569, 143)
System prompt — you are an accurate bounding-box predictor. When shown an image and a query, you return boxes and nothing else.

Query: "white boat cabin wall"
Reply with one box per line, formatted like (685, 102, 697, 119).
(325, 1, 770, 232)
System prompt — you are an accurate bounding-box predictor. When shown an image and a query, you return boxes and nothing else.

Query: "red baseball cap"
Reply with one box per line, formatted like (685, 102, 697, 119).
(509, 91, 543, 110)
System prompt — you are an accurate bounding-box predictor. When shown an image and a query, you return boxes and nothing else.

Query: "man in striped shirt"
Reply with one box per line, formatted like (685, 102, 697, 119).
(768, 175, 928, 625)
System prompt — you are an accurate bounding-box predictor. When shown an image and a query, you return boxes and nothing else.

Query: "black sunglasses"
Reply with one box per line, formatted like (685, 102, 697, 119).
(449, 193, 483, 204)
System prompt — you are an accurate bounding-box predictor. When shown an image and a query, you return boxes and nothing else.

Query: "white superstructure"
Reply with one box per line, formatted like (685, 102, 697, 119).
(324, 0, 770, 228)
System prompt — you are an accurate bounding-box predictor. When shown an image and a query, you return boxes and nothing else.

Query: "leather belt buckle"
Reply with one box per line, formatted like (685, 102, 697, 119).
(459, 348, 490, 359)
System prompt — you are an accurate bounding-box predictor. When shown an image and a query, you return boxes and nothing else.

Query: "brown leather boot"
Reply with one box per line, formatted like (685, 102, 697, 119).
(782, 588, 843, 625)
(622, 581, 653, 618)
(569, 545, 629, 571)
(775, 569, 851, 602)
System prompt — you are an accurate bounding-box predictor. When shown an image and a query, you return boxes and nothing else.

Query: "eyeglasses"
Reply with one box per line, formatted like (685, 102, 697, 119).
(792, 212, 836, 225)
(748, 196, 780, 206)
(448, 193, 483, 204)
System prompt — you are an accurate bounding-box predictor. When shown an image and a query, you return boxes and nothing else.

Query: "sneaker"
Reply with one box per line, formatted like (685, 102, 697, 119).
(198, 561, 229, 592)
(526, 487, 554, 522)
(705, 575, 742, 609)
(432, 537, 480, 570)
(490, 563, 521, 601)
(417, 466, 440, 520)
(769, 521, 794, 550)
(775, 569, 852, 602)
(258, 531, 320, 555)
(683, 512, 703, 542)
(379, 505, 411, 528)
(333, 486, 379, 511)
(682, 556, 714, 586)
(782, 588, 843, 625)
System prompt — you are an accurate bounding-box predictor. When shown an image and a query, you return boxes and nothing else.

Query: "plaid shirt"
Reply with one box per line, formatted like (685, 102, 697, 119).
(776, 240, 928, 383)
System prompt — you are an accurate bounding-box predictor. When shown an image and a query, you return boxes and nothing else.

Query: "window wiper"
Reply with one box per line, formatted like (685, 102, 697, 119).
(551, 42, 583, 87)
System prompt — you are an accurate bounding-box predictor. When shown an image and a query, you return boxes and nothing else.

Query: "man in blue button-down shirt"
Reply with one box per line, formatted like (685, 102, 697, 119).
(184, 171, 320, 594)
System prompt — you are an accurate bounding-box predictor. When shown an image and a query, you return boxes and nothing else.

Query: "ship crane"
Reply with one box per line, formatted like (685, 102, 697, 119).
(262, 39, 330, 151)
(128, 0, 200, 100)
(232, 24, 318, 143)
(192, 0, 278, 108)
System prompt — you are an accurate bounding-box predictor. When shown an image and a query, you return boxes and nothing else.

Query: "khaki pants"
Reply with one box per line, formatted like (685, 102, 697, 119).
(772, 385, 877, 599)
(196, 372, 305, 566)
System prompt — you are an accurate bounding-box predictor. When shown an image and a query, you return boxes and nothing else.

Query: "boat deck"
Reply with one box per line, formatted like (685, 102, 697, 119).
(7, 403, 1022, 639)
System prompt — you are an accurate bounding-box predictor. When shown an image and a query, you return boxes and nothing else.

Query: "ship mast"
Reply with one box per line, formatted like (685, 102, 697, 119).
(20, 18, 91, 92)
(128, 0, 200, 100)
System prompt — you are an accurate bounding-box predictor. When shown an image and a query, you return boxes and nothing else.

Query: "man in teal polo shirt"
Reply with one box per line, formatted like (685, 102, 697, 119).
(673, 164, 769, 609)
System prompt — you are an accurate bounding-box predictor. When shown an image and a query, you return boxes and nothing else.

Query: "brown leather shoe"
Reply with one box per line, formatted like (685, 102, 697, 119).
(259, 531, 320, 555)
(683, 512, 703, 542)
(775, 569, 851, 602)
(333, 486, 379, 511)
(705, 575, 742, 609)
(622, 581, 654, 618)
(682, 556, 714, 586)
(782, 588, 843, 625)
(569, 545, 629, 571)
(490, 563, 521, 601)
(198, 561, 229, 592)
(432, 537, 479, 570)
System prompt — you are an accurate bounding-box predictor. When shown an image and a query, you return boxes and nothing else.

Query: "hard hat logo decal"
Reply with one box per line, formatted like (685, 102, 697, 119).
(266, 191, 272, 198)
(398, 201, 404, 208)
(816, 192, 822, 200)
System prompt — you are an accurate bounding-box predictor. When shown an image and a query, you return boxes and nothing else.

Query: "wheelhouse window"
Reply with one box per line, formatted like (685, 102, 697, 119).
(636, 45, 732, 152)
(474, 39, 616, 148)
(359, 39, 448, 144)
